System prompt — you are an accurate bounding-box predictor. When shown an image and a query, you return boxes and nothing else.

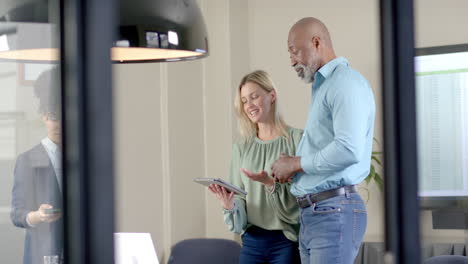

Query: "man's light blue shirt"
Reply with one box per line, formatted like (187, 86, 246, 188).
(291, 57, 375, 196)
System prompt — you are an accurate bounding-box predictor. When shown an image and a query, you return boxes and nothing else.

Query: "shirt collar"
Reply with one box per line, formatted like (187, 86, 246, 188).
(316, 56, 348, 80)
(41, 137, 59, 154)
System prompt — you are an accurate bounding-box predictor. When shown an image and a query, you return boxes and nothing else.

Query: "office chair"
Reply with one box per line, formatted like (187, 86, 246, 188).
(167, 238, 241, 264)
(424, 255, 468, 264)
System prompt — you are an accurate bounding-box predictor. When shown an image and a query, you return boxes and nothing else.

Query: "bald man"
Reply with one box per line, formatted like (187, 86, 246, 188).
(270, 17, 375, 263)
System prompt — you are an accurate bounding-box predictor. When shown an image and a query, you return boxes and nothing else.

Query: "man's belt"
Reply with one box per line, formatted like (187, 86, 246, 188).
(296, 185, 358, 209)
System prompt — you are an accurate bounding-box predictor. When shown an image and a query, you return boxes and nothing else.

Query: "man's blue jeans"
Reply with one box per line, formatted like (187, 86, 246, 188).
(298, 192, 367, 264)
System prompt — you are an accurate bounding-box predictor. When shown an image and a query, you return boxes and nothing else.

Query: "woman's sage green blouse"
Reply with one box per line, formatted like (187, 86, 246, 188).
(223, 127, 303, 242)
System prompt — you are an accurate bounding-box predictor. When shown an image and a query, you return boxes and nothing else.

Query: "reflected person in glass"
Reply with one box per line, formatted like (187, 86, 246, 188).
(208, 70, 302, 263)
(10, 68, 63, 264)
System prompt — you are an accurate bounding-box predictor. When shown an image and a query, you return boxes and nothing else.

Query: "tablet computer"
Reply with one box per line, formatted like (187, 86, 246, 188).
(194, 177, 247, 197)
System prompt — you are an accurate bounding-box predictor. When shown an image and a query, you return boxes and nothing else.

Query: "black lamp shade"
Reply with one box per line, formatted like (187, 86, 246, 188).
(115, 0, 208, 63)
(0, 0, 209, 63)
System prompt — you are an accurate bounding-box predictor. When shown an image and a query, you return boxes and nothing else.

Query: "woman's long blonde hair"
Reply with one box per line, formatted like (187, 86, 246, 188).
(235, 70, 288, 142)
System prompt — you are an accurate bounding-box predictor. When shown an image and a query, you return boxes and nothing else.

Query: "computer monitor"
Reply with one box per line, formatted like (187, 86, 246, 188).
(114, 233, 159, 264)
(415, 44, 468, 211)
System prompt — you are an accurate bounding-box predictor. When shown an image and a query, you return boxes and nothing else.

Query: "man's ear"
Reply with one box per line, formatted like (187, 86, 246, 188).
(312, 36, 321, 49)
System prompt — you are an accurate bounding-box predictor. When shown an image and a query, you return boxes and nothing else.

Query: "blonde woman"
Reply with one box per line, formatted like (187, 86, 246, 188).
(209, 70, 302, 263)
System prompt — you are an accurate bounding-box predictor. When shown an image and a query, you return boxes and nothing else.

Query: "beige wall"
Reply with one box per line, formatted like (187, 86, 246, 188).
(114, 0, 468, 262)
(114, 63, 166, 259)
(114, 61, 208, 262)
(415, 0, 468, 48)
(200, 0, 241, 240)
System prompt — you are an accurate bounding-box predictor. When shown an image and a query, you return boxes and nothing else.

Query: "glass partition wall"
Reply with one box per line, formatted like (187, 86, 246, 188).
(415, 0, 468, 261)
(5, 0, 467, 263)
(381, 0, 468, 262)
(0, 18, 63, 264)
(0, 0, 116, 263)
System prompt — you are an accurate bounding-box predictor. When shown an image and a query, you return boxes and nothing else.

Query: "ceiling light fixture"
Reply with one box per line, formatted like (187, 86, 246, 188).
(0, 0, 209, 63)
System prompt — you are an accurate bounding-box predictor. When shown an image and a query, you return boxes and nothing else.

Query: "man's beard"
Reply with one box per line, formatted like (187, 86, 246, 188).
(294, 63, 315, 84)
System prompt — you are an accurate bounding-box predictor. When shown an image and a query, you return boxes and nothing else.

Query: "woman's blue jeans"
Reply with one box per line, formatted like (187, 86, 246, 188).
(240, 225, 301, 264)
(298, 192, 367, 264)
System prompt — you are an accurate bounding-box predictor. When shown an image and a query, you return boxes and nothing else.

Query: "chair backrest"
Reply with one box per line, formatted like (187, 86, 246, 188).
(424, 255, 468, 264)
(167, 238, 241, 264)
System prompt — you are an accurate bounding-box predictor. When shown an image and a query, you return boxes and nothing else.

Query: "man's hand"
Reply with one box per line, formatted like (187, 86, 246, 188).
(271, 153, 303, 183)
(27, 204, 62, 226)
(240, 168, 274, 188)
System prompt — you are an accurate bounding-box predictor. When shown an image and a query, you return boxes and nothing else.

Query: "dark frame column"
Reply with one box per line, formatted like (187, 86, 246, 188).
(60, 0, 116, 263)
(380, 0, 421, 263)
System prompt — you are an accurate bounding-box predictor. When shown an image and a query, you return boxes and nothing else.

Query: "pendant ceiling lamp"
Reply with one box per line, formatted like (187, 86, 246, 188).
(0, 0, 209, 63)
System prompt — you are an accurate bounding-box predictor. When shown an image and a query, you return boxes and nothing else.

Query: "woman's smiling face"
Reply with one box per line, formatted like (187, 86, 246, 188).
(240, 81, 275, 124)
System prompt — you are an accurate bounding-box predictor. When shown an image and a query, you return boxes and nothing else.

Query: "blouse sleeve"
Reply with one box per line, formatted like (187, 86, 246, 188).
(222, 143, 247, 234)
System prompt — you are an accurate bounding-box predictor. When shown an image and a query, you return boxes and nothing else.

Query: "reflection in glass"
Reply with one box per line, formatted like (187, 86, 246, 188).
(9, 67, 63, 264)
(415, 44, 468, 260)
